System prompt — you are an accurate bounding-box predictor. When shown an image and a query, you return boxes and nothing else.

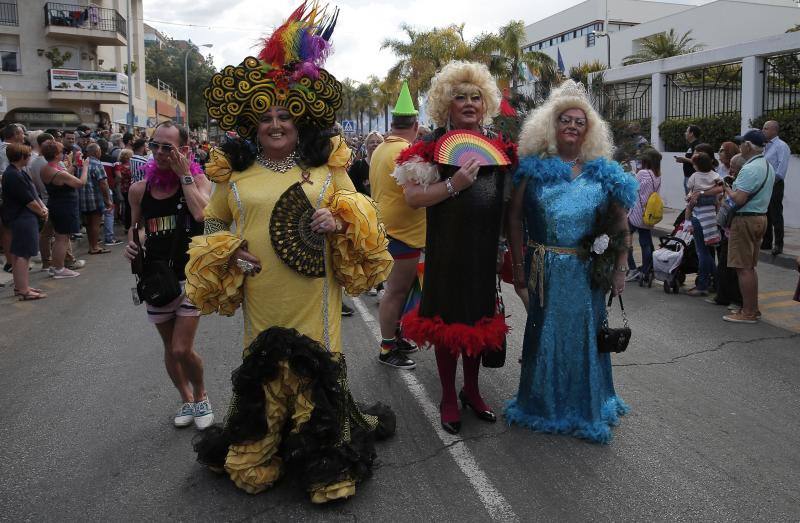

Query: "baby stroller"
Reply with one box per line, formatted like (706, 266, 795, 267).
(653, 218, 699, 294)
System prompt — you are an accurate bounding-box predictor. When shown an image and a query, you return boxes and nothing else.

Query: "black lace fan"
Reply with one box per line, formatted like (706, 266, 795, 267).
(270, 182, 326, 278)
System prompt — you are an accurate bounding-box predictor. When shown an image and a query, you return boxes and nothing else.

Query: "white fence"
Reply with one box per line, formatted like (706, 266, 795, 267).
(594, 32, 800, 227)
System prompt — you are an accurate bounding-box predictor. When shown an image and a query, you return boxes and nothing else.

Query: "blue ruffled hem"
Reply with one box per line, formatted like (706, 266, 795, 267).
(503, 396, 630, 444)
(514, 155, 638, 209)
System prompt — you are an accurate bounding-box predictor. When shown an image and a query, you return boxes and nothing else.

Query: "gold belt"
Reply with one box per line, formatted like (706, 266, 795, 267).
(527, 240, 579, 306)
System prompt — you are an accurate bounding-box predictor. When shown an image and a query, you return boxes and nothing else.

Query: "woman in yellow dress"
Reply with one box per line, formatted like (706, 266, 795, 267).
(186, 2, 395, 503)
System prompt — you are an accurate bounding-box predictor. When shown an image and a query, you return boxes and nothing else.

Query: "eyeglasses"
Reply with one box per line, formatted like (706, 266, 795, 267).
(148, 141, 174, 153)
(558, 115, 587, 128)
(452, 93, 483, 104)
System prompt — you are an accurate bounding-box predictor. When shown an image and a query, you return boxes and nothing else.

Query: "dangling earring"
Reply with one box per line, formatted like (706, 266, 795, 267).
(446, 113, 453, 131)
(256, 140, 263, 156)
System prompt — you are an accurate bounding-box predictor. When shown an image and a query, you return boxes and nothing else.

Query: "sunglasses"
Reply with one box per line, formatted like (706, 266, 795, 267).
(148, 141, 174, 153)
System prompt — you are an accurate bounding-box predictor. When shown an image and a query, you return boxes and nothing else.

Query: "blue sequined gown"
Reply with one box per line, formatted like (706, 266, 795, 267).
(504, 156, 638, 444)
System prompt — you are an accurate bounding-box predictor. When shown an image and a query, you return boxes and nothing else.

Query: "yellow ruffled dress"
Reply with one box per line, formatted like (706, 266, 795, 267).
(186, 141, 395, 503)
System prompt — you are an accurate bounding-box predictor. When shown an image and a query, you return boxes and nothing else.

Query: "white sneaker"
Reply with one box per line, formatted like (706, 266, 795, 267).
(47, 266, 56, 276)
(174, 402, 195, 427)
(624, 270, 641, 282)
(193, 398, 214, 430)
(66, 259, 86, 270)
(367, 288, 378, 296)
(52, 267, 80, 279)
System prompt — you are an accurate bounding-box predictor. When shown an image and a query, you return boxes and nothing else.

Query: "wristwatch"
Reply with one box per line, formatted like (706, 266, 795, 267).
(181, 175, 194, 185)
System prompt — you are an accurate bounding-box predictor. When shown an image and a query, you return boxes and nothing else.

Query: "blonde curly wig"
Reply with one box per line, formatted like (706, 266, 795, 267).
(518, 80, 613, 161)
(426, 61, 501, 128)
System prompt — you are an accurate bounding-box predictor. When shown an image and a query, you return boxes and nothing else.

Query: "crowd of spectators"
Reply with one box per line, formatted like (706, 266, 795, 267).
(0, 121, 218, 301)
(626, 122, 795, 324)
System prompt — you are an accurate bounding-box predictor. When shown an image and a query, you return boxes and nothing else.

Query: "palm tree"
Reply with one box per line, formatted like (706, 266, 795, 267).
(471, 20, 558, 93)
(339, 78, 358, 123)
(376, 76, 399, 132)
(622, 29, 703, 66)
(381, 24, 472, 102)
(568, 60, 607, 87)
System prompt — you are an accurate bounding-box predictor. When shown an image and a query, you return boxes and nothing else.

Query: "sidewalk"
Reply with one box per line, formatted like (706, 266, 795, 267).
(658, 207, 799, 270)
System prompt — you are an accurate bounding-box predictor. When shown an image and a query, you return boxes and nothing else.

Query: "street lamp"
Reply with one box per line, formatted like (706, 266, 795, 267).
(185, 43, 213, 130)
(593, 31, 611, 68)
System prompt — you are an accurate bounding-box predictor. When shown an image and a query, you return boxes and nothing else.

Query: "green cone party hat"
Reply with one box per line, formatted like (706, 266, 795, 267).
(392, 81, 418, 116)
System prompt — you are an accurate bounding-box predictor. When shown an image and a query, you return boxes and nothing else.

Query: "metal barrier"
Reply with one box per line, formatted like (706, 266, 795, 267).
(665, 63, 742, 119)
(763, 51, 800, 113)
(598, 78, 652, 121)
(44, 2, 126, 37)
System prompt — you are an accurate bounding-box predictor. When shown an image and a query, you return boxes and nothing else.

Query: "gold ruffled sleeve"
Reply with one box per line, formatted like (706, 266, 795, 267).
(185, 232, 245, 316)
(204, 147, 233, 184)
(327, 190, 393, 296)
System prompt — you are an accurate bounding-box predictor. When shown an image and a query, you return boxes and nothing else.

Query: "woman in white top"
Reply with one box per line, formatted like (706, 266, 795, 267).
(627, 148, 662, 284)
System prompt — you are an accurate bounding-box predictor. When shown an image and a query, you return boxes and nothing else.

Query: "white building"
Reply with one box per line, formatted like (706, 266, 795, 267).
(0, 0, 146, 131)
(523, 0, 800, 73)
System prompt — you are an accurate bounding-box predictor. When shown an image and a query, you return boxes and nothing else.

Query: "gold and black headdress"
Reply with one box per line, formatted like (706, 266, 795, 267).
(204, 1, 343, 138)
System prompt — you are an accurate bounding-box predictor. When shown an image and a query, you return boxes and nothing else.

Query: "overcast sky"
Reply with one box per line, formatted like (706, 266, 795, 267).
(141, 0, 701, 83)
(141, 0, 587, 82)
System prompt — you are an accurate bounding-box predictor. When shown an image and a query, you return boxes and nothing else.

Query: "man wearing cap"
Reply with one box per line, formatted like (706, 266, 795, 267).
(722, 129, 775, 324)
(369, 81, 424, 369)
(760, 120, 791, 255)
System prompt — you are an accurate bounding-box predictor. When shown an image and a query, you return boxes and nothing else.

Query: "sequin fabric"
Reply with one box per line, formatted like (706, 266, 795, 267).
(504, 155, 637, 444)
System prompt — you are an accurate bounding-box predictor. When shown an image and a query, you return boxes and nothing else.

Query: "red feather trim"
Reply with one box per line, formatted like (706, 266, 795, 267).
(500, 98, 517, 117)
(401, 305, 508, 357)
(395, 139, 436, 166)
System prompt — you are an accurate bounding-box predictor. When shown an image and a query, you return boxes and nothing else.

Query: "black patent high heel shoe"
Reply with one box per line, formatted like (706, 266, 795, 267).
(459, 390, 497, 423)
(439, 403, 461, 434)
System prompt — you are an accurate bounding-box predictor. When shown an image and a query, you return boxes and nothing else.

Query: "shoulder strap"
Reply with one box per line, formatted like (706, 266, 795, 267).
(745, 158, 772, 203)
(167, 191, 189, 267)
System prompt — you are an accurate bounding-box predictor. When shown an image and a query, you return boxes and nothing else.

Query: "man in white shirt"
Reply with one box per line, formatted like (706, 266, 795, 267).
(761, 120, 791, 256)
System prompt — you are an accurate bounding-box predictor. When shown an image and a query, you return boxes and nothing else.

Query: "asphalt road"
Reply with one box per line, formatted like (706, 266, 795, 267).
(1, 248, 799, 522)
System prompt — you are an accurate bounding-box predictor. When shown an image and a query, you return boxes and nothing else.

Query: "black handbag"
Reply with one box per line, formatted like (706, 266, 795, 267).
(482, 276, 507, 368)
(597, 294, 631, 353)
(131, 196, 187, 307)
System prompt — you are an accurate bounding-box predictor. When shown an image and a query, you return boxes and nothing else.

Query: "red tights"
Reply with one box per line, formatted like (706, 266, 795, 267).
(435, 347, 491, 423)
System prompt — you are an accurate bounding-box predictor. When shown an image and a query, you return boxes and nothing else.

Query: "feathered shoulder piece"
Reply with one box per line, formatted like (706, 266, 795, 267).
(515, 155, 638, 209)
(392, 139, 439, 187)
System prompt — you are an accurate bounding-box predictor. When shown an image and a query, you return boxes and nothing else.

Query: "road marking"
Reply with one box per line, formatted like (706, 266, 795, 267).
(759, 290, 795, 299)
(761, 300, 800, 310)
(352, 297, 519, 522)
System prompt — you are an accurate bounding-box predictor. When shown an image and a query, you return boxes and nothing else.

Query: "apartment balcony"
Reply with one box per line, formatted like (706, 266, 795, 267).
(44, 2, 127, 46)
(0, 2, 18, 26)
(48, 68, 129, 104)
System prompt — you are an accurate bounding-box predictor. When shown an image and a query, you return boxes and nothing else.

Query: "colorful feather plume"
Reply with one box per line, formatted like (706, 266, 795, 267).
(257, 0, 339, 77)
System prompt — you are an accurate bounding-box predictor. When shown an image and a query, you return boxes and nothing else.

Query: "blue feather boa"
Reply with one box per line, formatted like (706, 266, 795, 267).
(514, 155, 639, 209)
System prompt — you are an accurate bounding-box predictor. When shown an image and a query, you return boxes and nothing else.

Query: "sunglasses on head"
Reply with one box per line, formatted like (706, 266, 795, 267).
(148, 141, 174, 152)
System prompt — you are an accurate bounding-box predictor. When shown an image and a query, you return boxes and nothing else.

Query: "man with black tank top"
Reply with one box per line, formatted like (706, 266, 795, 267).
(123, 121, 213, 430)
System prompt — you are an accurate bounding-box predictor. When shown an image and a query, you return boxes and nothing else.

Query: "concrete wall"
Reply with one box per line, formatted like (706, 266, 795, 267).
(660, 152, 800, 228)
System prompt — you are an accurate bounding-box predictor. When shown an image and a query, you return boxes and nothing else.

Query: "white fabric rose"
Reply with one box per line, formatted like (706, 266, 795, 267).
(591, 234, 610, 255)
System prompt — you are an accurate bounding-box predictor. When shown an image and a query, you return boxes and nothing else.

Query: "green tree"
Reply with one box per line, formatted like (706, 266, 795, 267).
(381, 24, 472, 103)
(472, 20, 558, 92)
(622, 29, 703, 66)
(568, 60, 607, 87)
(145, 40, 216, 130)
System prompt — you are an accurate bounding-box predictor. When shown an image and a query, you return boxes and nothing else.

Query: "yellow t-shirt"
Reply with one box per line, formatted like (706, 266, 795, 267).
(368, 137, 426, 249)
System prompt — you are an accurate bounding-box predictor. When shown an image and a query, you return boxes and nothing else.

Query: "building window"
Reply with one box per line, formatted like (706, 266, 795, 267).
(587, 33, 596, 47)
(1, 49, 19, 72)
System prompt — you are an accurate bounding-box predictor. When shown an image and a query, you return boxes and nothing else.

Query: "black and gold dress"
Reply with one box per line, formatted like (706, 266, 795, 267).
(186, 139, 395, 503)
